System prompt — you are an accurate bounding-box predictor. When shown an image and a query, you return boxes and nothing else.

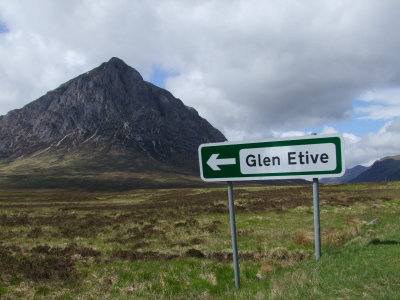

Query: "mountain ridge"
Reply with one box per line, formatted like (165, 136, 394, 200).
(321, 165, 368, 184)
(350, 155, 400, 183)
(322, 155, 400, 184)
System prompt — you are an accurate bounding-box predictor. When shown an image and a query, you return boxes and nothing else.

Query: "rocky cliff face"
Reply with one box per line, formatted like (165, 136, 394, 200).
(0, 57, 225, 177)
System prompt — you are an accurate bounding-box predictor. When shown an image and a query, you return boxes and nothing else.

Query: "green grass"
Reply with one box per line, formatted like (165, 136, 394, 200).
(0, 182, 399, 298)
(268, 207, 400, 299)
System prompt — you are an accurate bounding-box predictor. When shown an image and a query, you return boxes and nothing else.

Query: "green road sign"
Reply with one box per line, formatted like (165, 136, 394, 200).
(198, 135, 344, 182)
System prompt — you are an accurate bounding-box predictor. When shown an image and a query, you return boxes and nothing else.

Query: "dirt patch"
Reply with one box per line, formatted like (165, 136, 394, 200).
(0, 244, 81, 283)
(185, 248, 205, 258)
(202, 220, 222, 233)
(175, 218, 199, 228)
(112, 249, 178, 261)
(238, 229, 255, 237)
(32, 243, 101, 257)
(19, 254, 78, 281)
(169, 241, 190, 247)
(190, 238, 206, 245)
(27, 227, 43, 238)
(291, 230, 314, 246)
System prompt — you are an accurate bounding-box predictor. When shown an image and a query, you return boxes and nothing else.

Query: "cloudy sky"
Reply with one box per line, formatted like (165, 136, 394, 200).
(1, 0, 400, 168)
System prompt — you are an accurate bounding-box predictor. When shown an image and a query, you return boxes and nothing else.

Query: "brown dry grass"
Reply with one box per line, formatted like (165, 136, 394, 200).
(0, 181, 398, 298)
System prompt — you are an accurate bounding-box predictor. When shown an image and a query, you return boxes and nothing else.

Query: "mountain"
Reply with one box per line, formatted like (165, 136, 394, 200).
(350, 155, 400, 183)
(0, 57, 226, 190)
(321, 165, 368, 184)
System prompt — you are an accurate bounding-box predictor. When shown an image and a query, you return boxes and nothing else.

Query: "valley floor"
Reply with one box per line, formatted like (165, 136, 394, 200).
(0, 181, 399, 299)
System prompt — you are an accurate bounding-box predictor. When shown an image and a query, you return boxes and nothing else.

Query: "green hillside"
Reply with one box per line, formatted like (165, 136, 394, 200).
(0, 150, 207, 191)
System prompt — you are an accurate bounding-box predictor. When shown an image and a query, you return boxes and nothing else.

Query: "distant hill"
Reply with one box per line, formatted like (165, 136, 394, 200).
(0, 57, 226, 190)
(350, 155, 400, 183)
(321, 155, 400, 184)
(321, 165, 368, 184)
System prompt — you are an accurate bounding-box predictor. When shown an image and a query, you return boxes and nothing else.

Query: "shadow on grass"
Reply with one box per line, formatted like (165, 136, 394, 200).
(368, 238, 399, 245)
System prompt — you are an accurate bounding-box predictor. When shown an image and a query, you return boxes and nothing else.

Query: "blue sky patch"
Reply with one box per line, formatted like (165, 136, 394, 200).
(327, 118, 385, 136)
(0, 21, 9, 33)
(306, 99, 388, 136)
(150, 66, 179, 88)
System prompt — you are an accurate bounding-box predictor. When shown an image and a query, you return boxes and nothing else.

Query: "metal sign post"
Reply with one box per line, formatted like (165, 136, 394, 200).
(313, 178, 321, 260)
(227, 181, 240, 288)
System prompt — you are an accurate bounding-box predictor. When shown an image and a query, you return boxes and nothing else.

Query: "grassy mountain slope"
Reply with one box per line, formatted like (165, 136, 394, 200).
(0, 151, 206, 191)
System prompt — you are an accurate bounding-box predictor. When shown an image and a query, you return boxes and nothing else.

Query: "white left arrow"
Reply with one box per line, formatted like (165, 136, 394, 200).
(207, 153, 236, 171)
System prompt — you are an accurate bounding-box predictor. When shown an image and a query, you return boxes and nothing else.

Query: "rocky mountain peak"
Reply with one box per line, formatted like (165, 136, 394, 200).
(97, 57, 143, 81)
(0, 58, 226, 174)
(108, 56, 128, 66)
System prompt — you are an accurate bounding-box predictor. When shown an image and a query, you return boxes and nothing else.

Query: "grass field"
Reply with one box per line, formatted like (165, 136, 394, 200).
(0, 181, 399, 299)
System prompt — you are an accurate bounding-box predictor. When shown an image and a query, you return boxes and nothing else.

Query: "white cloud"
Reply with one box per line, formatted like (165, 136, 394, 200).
(355, 104, 400, 120)
(161, 0, 400, 137)
(0, 0, 167, 114)
(361, 88, 400, 105)
(269, 120, 400, 168)
(343, 120, 400, 167)
(356, 88, 400, 119)
(271, 130, 308, 138)
(1, 0, 400, 166)
(64, 50, 87, 68)
(321, 126, 338, 135)
(0, 29, 86, 112)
